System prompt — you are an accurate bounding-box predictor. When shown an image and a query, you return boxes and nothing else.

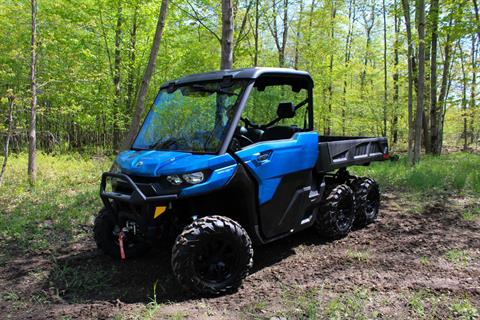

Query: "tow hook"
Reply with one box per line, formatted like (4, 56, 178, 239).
(118, 230, 126, 260)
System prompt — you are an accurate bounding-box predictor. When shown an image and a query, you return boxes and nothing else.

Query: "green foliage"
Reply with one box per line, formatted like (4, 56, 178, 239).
(0, 153, 109, 251)
(351, 152, 480, 194)
(449, 298, 479, 320)
(444, 249, 471, 266)
(0, 0, 477, 152)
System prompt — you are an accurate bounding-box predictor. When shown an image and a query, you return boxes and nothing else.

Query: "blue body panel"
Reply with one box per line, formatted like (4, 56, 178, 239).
(116, 150, 237, 198)
(235, 132, 319, 204)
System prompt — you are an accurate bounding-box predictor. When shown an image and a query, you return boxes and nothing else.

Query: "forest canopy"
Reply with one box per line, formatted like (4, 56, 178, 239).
(0, 0, 478, 157)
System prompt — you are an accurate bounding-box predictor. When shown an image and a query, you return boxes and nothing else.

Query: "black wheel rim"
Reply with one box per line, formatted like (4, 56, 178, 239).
(336, 196, 354, 231)
(194, 238, 239, 284)
(365, 189, 380, 219)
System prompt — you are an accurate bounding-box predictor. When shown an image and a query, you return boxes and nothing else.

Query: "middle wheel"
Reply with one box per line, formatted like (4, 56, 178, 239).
(171, 215, 253, 296)
(315, 184, 356, 239)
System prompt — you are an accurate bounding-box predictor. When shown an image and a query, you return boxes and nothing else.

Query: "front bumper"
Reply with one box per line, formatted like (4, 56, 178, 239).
(100, 172, 178, 209)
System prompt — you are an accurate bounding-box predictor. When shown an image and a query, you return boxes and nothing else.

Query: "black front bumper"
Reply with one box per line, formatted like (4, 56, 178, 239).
(100, 172, 178, 209)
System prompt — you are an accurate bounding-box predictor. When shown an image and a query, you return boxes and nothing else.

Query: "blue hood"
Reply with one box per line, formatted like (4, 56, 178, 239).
(116, 150, 236, 176)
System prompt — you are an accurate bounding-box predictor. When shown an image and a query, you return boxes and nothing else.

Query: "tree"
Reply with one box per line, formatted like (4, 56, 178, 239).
(28, 0, 37, 185)
(112, 0, 123, 150)
(0, 91, 15, 185)
(392, 0, 400, 144)
(429, 0, 440, 154)
(121, 0, 169, 150)
(401, 0, 415, 163)
(267, 0, 289, 67)
(414, 0, 426, 164)
(382, 0, 388, 137)
(221, 0, 234, 69)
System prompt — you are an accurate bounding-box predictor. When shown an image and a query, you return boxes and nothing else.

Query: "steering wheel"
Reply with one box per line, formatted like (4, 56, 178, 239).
(236, 134, 254, 146)
(241, 117, 261, 130)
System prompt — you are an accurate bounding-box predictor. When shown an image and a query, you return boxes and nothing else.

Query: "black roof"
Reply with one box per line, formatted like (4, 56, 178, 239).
(160, 67, 313, 88)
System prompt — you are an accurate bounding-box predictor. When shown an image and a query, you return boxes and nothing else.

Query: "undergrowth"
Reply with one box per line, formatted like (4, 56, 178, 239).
(0, 152, 109, 252)
(351, 152, 480, 194)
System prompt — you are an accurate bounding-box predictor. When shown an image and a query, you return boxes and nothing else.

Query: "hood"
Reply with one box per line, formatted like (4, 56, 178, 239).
(116, 150, 236, 176)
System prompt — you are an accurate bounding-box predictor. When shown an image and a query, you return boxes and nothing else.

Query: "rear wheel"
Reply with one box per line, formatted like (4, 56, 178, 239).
(315, 184, 355, 239)
(93, 208, 150, 259)
(171, 215, 253, 296)
(351, 178, 380, 227)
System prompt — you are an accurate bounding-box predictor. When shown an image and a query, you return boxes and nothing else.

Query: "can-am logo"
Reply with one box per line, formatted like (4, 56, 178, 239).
(135, 161, 144, 168)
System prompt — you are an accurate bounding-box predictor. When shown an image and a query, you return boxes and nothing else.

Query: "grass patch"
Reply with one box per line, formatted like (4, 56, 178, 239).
(419, 256, 430, 266)
(325, 289, 371, 320)
(443, 249, 471, 266)
(407, 290, 442, 318)
(50, 261, 112, 301)
(462, 206, 480, 221)
(346, 249, 370, 263)
(351, 152, 480, 194)
(449, 298, 479, 320)
(0, 153, 109, 252)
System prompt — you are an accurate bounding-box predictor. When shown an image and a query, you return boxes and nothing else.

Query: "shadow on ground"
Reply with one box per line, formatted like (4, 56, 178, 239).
(46, 228, 328, 305)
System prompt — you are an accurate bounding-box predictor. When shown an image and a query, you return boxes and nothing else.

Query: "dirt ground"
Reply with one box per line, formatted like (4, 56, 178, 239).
(0, 190, 479, 319)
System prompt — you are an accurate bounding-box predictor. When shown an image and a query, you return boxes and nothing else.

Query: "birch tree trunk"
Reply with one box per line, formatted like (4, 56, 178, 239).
(28, 0, 37, 185)
(121, 0, 169, 150)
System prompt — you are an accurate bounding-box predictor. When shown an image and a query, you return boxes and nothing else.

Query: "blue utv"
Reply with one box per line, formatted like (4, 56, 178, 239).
(95, 68, 389, 295)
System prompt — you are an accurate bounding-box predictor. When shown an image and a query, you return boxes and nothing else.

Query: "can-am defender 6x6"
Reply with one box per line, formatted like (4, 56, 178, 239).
(95, 68, 389, 295)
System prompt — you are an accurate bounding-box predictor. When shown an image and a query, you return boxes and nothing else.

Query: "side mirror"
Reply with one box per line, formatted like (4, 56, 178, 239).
(277, 102, 295, 119)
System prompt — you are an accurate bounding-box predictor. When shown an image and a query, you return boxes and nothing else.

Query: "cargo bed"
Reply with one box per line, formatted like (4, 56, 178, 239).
(316, 136, 388, 173)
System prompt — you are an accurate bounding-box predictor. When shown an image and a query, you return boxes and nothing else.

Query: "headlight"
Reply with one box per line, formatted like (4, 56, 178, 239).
(166, 175, 183, 186)
(110, 162, 121, 174)
(182, 171, 205, 185)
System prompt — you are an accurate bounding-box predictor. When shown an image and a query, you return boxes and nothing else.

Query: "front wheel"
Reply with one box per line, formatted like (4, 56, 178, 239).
(93, 208, 150, 259)
(171, 216, 253, 296)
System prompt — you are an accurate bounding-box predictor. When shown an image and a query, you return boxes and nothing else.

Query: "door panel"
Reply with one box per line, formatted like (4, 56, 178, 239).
(236, 132, 319, 238)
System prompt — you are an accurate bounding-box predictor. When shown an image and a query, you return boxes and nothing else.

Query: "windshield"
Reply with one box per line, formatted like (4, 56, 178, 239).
(133, 80, 247, 153)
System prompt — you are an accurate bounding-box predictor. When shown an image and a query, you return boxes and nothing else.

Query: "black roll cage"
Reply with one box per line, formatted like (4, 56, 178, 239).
(130, 68, 315, 155)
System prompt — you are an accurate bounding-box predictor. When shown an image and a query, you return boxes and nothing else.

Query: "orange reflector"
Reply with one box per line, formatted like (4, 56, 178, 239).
(154, 206, 167, 219)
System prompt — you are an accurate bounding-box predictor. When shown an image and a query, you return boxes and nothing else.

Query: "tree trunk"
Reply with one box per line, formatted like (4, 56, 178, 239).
(392, 0, 400, 144)
(221, 0, 234, 69)
(294, 0, 304, 70)
(126, 2, 139, 115)
(0, 92, 15, 185)
(360, 2, 375, 98)
(28, 0, 37, 185)
(401, 0, 414, 163)
(121, 0, 169, 150)
(326, 1, 336, 136)
(429, 0, 439, 154)
(254, 0, 259, 66)
(470, 34, 477, 144)
(382, 0, 388, 137)
(436, 18, 453, 154)
(414, 0, 426, 164)
(343, 0, 356, 136)
(459, 43, 468, 151)
(112, 0, 123, 150)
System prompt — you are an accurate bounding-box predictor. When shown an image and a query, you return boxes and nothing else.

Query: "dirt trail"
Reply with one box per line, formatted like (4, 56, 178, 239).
(0, 191, 479, 319)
